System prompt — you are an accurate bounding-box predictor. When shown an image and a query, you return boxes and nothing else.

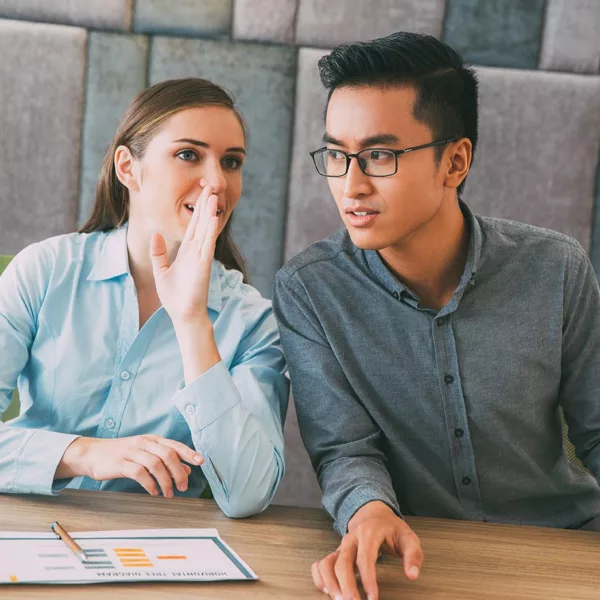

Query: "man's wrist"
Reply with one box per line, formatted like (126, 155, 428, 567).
(348, 500, 399, 532)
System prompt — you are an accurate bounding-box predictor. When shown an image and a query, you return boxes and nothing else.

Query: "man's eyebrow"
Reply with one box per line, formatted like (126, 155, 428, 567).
(173, 138, 246, 154)
(322, 133, 401, 147)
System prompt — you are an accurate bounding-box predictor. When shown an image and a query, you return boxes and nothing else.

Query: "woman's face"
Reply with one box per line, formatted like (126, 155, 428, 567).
(124, 106, 246, 244)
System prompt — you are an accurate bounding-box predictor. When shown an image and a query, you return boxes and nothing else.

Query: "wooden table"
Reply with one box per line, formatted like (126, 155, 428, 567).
(0, 490, 598, 599)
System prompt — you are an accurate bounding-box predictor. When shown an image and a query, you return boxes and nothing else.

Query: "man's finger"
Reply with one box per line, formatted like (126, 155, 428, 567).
(355, 533, 383, 600)
(311, 561, 328, 595)
(318, 551, 342, 599)
(122, 461, 158, 496)
(334, 539, 361, 600)
(394, 527, 424, 581)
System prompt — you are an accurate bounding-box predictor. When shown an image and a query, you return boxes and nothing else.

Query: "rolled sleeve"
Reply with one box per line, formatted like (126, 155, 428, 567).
(175, 361, 240, 433)
(10, 428, 79, 495)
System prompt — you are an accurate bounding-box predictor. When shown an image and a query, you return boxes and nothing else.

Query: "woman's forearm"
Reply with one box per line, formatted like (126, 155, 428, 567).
(173, 319, 222, 385)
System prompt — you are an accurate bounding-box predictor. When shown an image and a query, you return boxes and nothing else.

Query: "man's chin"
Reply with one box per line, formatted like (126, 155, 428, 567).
(345, 227, 389, 251)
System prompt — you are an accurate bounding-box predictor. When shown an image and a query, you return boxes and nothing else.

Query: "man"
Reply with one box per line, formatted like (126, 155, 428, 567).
(273, 32, 600, 600)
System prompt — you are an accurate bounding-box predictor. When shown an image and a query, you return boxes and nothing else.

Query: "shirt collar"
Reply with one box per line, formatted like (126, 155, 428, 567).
(364, 199, 483, 301)
(87, 224, 224, 313)
(87, 225, 129, 282)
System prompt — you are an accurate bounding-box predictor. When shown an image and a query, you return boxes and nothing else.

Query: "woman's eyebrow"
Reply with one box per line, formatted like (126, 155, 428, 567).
(173, 138, 246, 154)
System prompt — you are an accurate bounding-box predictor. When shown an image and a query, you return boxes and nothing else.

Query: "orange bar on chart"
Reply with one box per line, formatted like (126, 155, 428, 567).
(9, 576, 18, 583)
(157, 556, 188, 560)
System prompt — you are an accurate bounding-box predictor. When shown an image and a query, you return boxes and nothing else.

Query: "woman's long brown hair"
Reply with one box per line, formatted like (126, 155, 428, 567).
(79, 77, 248, 280)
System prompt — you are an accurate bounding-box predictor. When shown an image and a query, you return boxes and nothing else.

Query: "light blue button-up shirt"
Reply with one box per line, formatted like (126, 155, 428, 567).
(0, 226, 289, 518)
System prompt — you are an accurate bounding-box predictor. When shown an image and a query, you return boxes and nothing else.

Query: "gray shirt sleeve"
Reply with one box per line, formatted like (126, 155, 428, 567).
(559, 246, 600, 480)
(273, 273, 400, 534)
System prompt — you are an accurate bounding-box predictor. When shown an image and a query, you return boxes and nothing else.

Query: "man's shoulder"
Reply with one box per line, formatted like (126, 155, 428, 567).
(276, 229, 358, 286)
(477, 213, 587, 263)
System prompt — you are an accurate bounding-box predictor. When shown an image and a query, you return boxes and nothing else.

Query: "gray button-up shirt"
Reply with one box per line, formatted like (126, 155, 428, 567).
(273, 202, 600, 535)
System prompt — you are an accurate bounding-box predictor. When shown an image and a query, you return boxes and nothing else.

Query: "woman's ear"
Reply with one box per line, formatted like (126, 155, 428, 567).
(114, 145, 140, 192)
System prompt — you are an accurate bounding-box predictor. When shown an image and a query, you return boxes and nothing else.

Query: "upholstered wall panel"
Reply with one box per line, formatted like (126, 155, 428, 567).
(0, 19, 86, 253)
(133, 0, 232, 37)
(539, 0, 600, 74)
(0, 0, 132, 30)
(296, 0, 446, 47)
(149, 38, 296, 297)
(273, 398, 322, 507)
(285, 48, 340, 261)
(592, 164, 600, 275)
(465, 67, 600, 249)
(78, 32, 149, 226)
(444, 0, 546, 69)
(233, 0, 297, 44)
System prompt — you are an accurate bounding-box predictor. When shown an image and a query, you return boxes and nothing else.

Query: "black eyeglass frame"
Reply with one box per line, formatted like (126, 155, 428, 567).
(309, 137, 458, 177)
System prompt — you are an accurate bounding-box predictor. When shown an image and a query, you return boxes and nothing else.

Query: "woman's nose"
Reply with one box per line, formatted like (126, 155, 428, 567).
(202, 161, 227, 195)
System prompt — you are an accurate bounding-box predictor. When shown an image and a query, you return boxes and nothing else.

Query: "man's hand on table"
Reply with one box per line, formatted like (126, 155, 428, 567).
(311, 500, 423, 600)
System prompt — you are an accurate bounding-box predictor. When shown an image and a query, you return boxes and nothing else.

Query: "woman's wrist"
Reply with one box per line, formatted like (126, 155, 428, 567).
(55, 437, 92, 480)
(174, 320, 222, 384)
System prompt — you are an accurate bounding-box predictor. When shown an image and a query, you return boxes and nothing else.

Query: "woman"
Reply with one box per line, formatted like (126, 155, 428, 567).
(0, 78, 289, 518)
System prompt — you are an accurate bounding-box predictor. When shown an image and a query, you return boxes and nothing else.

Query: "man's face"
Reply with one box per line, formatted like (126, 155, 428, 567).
(324, 85, 453, 251)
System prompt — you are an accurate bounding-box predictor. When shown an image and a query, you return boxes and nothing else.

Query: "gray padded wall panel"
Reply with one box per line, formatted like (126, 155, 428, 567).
(78, 32, 149, 226)
(233, 0, 297, 44)
(149, 38, 296, 297)
(444, 0, 546, 69)
(0, 19, 86, 253)
(539, 0, 600, 74)
(0, 0, 132, 30)
(133, 0, 232, 37)
(273, 397, 322, 507)
(466, 67, 600, 249)
(296, 0, 446, 47)
(285, 48, 340, 261)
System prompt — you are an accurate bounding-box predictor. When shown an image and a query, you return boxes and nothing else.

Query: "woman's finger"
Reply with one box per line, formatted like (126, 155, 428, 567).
(144, 440, 190, 493)
(121, 461, 158, 496)
(183, 181, 206, 242)
(334, 538, 361, 600)
(131, 450, 174, 498)
(200, 212, 219, 266)
(149, 436, 203, 466)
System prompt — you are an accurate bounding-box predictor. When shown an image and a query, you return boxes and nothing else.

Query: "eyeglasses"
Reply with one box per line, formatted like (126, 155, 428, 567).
(310, 138, 457, 177)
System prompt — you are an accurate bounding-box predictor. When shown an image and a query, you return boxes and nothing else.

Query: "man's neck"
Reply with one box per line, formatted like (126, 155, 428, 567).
(378, 199, 469, 311)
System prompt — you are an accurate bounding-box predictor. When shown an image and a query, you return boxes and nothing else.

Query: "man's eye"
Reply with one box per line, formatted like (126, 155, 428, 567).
(176, 150, 197, 162)
(327, 150, 345, 161)
(222, 156, 243, 170)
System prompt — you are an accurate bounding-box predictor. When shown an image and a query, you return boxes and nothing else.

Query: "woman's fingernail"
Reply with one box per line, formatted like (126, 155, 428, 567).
(323, 588, 328, 595)
(408, 566, 419, 578)
(193, 454, 202, 464)
(179, 483, 187, 492)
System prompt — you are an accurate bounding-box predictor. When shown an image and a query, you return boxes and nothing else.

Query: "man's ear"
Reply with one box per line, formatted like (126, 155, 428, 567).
(114, 145, 140, 192)
(444, 138, 472, 191)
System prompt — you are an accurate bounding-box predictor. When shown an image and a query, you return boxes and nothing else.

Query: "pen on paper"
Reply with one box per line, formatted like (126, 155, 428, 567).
(50, 521, 88, 563)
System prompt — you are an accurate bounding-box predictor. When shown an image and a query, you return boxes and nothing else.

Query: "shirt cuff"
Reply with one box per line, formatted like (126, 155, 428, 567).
(335, 485, 402, 536)
(175, 361, 241, 434)
(13, 429, 80, 495)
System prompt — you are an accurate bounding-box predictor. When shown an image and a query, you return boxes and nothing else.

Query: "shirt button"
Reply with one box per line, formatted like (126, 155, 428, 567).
(462, 476, 471, 485)
(120, 370, 130, 381)
(444, 374, 455, 384)
(105, 418, 115, 430)
(185, 404, 196, 415)
(454, 428, 464, 438)
(437, 318, 445, 326)
(392, 291, 399, 299)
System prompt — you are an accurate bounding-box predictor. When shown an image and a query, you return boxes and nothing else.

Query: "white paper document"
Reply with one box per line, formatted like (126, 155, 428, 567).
(0, 528, 257, 584)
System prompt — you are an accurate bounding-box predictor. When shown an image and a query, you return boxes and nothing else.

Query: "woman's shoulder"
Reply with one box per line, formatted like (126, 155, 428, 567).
(212, 261, 273, 321)
(11, 230, 108, 276)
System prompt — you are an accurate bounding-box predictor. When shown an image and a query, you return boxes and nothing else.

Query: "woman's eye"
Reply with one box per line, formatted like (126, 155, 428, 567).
(176, 150, 197, 162)
(222, 156, 243, 170)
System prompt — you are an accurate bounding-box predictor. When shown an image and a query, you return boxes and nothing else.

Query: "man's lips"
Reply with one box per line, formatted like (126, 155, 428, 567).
(343, 206, 380, 228)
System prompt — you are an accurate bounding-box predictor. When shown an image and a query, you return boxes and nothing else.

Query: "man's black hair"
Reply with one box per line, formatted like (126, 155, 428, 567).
(318, 31, 479, 195)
